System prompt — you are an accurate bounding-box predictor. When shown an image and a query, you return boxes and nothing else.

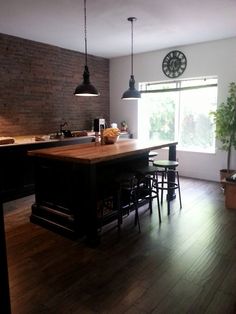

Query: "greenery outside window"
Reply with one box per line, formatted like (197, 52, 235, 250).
(138, 77, 218, 153)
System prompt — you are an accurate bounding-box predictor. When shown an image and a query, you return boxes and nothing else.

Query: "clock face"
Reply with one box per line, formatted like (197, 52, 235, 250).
(162, 50, 187, 78)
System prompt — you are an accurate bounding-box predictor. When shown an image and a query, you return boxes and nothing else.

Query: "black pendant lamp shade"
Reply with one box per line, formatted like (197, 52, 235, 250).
(74, 0, 99, 96)
(74, 65, 99, 96)
(122, 17, 141, 100)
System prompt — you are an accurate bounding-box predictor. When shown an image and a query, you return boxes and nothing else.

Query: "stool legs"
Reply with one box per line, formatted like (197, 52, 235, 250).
(117, 188, 122, 232)
(118, 176, 141, 232)
(138, 174, 162, 224)
(133, 191, 141, 232)
(157, 169, 182, 216)
(168, 169, 182, 211)
(176, 171, 182, 209)
(147, 177, 153, 214)
(151, 174, 162, 223)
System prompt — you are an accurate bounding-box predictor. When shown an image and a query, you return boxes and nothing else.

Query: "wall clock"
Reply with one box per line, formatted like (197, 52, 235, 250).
(162, 50, 187, 78)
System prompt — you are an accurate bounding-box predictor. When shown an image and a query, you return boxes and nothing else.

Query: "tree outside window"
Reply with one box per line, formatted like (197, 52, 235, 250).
(138, 78, 217, 153)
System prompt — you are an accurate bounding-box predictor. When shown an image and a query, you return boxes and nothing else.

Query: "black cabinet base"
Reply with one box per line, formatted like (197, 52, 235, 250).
(30, 213, 78, 240)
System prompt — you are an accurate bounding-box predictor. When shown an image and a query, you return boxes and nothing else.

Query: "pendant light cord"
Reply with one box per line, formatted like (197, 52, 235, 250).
(84, 0, 88, 66)
(121, 17, 140, 99)
(128, 17, 137, 76)
(131, 18, 134, 76)
(74, 0, 99, 96)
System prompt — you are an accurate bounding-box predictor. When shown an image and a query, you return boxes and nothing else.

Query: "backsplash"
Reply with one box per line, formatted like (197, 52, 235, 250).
(0, 33, 109, 136)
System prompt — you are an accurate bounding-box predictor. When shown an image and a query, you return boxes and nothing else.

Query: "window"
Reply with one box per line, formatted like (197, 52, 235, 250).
(138, 77, 218, 153)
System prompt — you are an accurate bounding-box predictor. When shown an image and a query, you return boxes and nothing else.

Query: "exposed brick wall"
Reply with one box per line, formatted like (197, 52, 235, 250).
(0, 33, 109, 136)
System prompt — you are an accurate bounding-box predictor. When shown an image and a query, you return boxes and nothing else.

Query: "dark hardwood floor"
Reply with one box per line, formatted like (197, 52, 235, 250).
(4, 177, 236, 314)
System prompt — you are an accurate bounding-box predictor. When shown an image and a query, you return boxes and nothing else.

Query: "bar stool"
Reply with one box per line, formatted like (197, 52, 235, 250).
(118, 173, 141, 232)
(153, 160, 182, 215)
(149, 151, 159, 164)
(97, 172, 141, 233)
(117, 170, 158, 232)
(134, 165, 162, 224)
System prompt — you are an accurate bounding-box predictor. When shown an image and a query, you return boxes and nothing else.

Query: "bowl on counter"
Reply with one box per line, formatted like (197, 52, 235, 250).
(103, 135, 119, 144)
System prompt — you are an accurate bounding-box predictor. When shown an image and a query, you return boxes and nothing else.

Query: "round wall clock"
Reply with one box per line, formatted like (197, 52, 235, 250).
(162, 50, 187, 78)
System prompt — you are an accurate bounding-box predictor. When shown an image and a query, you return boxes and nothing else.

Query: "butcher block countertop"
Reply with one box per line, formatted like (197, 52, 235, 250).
(28, 139, 178, 164)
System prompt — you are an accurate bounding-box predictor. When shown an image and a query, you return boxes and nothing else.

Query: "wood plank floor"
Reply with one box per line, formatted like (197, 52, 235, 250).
(4, 177, 236, 314)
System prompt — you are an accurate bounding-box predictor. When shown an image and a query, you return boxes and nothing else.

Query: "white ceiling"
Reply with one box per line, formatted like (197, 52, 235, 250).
(1, 0, 236, 59)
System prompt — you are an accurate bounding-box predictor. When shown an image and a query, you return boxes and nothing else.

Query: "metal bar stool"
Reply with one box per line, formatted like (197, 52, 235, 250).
(116, 173, 141, 232)
(117, 168, 160, 232)
(134, 165, 162, 224)
(149, 151, 159, 164)
(98, 172, 143, 234)
(153, 160, 182, 215)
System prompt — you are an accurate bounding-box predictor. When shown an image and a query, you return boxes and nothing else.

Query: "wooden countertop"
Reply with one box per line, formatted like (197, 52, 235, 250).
(28, 139, 178, 164)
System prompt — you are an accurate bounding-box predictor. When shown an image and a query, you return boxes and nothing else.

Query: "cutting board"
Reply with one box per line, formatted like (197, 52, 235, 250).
(0, 137, 15, 145)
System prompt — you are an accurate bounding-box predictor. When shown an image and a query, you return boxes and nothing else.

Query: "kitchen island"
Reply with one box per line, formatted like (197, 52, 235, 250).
(29, 139, 177, 245)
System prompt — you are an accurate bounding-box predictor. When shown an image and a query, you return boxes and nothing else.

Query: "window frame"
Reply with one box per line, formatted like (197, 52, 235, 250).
(138, 77, 218, 154)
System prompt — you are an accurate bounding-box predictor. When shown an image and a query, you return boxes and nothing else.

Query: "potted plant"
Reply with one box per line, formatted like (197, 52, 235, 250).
(211, 82, 236, 182)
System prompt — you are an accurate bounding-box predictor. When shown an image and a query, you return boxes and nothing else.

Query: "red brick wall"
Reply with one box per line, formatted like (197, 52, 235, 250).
(0, 33, 109, 136)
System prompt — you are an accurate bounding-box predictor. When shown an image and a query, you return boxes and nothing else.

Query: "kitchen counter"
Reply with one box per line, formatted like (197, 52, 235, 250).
(29, 139, 177, 164)
(0, 131, 130, 147)
(0, 131, 95, 147)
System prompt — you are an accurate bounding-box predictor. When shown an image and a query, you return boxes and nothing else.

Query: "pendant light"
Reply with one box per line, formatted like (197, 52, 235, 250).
(74, 0, 99, 96)
(121, 17, 141, 100)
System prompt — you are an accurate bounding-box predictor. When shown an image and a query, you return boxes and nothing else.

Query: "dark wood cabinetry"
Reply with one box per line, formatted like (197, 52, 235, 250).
(0, 137, 94, 202)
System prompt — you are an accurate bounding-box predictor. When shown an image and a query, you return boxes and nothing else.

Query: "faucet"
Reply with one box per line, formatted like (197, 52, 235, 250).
(60, 121, 68, 134)
(59, 121, 72, 138)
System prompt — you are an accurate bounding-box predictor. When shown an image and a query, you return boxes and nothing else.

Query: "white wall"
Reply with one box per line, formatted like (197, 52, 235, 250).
(110, 37, 236, 182)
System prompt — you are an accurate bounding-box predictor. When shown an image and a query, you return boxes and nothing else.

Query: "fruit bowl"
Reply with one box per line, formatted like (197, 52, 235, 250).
(102, 127, 120, 144)
(103, 135, 119, 144)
